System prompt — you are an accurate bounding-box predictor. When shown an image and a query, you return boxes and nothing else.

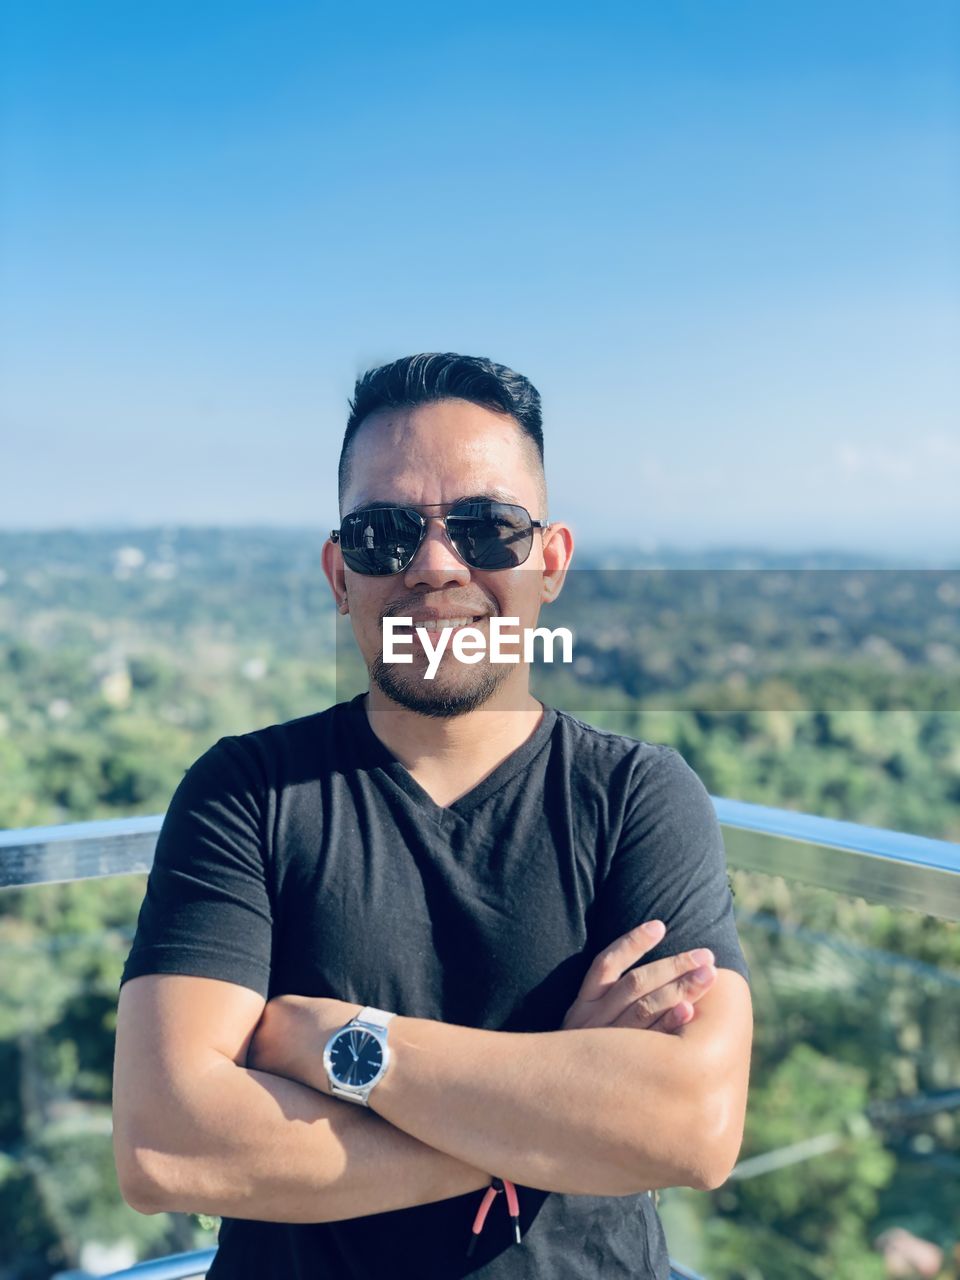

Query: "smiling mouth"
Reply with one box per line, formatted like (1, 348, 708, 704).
(414, 616, 485, 633)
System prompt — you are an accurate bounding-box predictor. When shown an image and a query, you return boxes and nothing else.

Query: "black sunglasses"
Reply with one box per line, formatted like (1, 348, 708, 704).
(331, 499, 549, 576)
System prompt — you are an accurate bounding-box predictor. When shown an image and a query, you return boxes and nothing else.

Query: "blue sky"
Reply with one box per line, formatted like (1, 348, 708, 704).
(2, 1, 958, 558)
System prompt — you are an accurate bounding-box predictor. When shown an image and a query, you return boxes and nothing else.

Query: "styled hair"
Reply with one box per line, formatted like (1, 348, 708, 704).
(338, 352, 546, 513)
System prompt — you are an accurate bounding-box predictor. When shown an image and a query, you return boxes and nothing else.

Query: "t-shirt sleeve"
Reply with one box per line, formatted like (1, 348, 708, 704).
(590, 745, 750, 987)
(119, 735, 273, 998)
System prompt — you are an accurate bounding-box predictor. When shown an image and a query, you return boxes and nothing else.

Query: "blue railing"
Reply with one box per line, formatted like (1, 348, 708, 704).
(95, 1251, 216, 1280)
(98, 1252, 706, 1280)
(5, 797, 958, 916)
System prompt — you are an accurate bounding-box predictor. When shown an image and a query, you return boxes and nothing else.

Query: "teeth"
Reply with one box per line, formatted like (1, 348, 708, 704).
(419, 618, 476, 632)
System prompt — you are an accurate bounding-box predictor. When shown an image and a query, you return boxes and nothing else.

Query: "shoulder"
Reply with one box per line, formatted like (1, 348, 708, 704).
(185, 701, 347, 794)
(550, 706, 681, 786)
(548, 708, 717, 831)
(230, 704, 334, 755)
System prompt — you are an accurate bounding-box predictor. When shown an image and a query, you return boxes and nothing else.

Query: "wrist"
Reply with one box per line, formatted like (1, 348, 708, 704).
(250, 995, 360, 1094)
(312, 998, 365, 1094)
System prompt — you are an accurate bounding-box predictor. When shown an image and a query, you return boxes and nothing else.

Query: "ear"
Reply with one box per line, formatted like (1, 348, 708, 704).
(321, 538, 350, 614)
(540, 521, 575, 603)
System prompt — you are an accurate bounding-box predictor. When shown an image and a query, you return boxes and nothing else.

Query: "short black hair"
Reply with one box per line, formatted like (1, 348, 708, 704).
(338, 352, 546, 514)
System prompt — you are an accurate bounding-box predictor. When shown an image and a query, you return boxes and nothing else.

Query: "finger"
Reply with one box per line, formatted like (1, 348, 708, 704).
(603, 963, 717, 1031)
(577, 949, 715, 1030)
(564, 952, 715, 1030)
(617, 947, 716, 1003)
(648, 1001, 694, 1035)
(576, 920, 667, 1003)
(648, 1002, 688, 1033)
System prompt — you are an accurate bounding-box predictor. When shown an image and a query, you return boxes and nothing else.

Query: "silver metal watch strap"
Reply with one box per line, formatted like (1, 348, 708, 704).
(355, 1006, 396, 1030)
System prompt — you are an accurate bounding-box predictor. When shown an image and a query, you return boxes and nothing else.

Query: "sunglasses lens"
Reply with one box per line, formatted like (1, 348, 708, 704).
(447, 502, 534, 569)
(338, 508, 423, 575)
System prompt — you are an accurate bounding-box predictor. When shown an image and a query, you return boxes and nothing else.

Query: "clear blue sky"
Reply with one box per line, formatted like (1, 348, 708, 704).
(2, 1, 958, 558)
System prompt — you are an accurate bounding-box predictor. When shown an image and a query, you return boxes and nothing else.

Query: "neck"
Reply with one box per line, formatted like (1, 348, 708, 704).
(362, 675, 543, 785)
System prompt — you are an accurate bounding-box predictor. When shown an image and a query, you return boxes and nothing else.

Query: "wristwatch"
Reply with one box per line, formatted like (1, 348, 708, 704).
(322, 1006, 396, 1106)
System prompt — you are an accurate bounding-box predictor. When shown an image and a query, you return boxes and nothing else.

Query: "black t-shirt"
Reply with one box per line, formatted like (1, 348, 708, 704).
(120, 694, 750, 1279)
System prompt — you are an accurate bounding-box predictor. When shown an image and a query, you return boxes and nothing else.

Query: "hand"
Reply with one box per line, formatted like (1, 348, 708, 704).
(561, 920, 716, 1034)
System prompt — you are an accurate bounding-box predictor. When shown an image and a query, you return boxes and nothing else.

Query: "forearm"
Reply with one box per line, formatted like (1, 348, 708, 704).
(121, 1054, 491, 1223)
(259, 1001, 710, 1197)
(371, 1016, 707, 1195)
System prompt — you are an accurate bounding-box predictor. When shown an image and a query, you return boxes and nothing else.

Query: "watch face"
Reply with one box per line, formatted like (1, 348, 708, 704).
(330, 1028, 383, 1087)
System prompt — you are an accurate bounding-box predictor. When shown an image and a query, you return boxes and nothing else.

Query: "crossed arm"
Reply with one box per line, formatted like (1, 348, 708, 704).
(249, 970, 752, 1196)
(113, 968, 752, 1220)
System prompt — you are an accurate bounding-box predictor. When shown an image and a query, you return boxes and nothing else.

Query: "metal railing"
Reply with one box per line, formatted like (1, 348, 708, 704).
(3, 801, 958, 1280)
(714, 797, 960, 922)
(97, 1251, 705, 1279)
(4, 799, 959, 920)
(98, 1251, 216, 1280)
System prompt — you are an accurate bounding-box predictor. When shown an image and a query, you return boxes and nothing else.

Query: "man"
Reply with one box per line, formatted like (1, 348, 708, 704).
(112, 352, 753, 1279)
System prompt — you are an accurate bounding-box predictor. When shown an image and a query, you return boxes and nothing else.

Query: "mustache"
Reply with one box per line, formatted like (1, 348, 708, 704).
(380, 594, 491, 620)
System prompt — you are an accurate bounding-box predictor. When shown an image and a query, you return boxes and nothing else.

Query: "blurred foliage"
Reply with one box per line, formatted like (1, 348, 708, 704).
(0, 531, 958, 1277)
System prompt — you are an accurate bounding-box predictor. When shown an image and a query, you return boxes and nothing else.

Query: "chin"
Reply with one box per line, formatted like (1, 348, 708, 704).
(369, 658, 509, 718)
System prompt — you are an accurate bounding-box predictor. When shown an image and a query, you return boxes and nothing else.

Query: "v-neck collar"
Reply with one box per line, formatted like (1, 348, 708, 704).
(345, 692, 557, 821)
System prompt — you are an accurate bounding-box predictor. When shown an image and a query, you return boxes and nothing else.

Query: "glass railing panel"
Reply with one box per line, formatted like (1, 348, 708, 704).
(720, 802, 960, 923)
(658, 870, 960, 1280)
(0, 877, 219, 1277)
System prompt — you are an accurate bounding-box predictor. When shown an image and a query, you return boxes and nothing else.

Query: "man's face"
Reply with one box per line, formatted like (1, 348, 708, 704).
(325, 398, 569, 717)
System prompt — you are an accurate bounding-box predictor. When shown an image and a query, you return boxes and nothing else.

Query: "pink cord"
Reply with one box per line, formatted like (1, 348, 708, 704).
(466, 1176, 522, 1255)
(470, 1184, 498, 1235)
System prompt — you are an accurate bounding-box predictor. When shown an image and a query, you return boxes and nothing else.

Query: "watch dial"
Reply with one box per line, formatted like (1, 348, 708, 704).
(330, 1029, 383, 1087)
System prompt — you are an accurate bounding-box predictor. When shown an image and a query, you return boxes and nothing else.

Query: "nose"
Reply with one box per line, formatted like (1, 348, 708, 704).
(402, 516, 472, 590)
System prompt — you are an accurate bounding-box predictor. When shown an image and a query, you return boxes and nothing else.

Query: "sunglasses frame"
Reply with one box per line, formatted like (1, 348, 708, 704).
(330, 499, 550, 575)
